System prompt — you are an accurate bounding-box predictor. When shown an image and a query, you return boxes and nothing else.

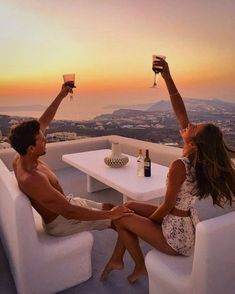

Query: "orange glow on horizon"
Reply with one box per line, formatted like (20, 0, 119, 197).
(0, 1, 235, 107)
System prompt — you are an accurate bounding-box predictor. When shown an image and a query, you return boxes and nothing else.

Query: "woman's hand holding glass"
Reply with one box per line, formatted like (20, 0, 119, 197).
(153, 57, 171, 81)
(151, 55, 166, 88)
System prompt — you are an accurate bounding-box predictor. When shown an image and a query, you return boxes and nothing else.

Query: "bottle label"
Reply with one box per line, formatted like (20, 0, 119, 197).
(144, 161, 151, 177)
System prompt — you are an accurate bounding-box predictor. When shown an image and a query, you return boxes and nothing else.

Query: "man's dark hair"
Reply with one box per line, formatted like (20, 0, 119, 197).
(8, 119, 41, 155)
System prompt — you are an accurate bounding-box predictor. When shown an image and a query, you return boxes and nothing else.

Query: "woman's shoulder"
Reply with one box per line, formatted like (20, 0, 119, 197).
(170, 157, 194, 176)
(176, 157, 197, 182)
(169, 159, 186, 174)
(171, 157, 190, 167)
(168, 159, 186, 184)
(176, 157, 192, 169)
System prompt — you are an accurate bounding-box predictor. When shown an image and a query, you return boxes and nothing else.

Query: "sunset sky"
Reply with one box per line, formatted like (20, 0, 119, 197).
(0, 0, 235, 119)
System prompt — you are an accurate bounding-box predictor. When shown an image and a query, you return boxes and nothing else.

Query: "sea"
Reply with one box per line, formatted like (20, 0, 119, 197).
(0, 100, 153, 122)
(0, 104, 118, 121)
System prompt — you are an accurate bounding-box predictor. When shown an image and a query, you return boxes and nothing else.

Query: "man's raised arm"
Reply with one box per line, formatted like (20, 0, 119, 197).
(154, 58, 189, 129)
(39, 85, 71, 133)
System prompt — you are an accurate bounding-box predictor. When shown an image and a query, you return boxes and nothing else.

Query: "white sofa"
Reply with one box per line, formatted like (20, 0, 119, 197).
(0, 135, 234, 293)
(0, 135, 182, 172)
(145, 211, 235, 294)
(0, 135, 182, 293)
(0, 159, 94, 294)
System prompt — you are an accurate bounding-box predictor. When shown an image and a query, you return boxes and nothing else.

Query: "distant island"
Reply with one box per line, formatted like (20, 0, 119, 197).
(104, 98, 235, 113)
(95, 98, 235, 119)
(0, 98, 234, 149)
(147, 98, 235, 112)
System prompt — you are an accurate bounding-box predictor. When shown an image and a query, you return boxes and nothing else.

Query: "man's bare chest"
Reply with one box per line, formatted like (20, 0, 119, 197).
(38, 163, 59, 188)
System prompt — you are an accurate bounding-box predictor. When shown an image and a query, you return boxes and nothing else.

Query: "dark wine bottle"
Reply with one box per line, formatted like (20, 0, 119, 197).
(144, 149, 151, 177)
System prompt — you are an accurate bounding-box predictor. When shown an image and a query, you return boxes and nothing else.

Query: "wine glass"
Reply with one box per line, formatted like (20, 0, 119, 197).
(63, 73, 76, 101)
(151, 55, 166, 88)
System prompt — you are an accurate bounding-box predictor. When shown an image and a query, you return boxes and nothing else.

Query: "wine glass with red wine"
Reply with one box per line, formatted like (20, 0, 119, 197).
(63, 73, 76, 100)
(151, 55, 166, 88)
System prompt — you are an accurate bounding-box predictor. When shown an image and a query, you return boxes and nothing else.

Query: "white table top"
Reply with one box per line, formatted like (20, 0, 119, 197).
(62, 149, 168, 201)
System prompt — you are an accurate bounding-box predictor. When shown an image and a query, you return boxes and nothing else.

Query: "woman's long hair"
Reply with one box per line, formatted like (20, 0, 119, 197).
(192, 124, 235, 207)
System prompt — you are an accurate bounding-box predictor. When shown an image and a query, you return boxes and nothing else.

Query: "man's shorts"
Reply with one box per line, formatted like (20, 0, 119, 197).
(43, 196, 111, 237)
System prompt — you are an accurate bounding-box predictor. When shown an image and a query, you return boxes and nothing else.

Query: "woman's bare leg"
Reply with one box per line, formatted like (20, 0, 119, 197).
(101, 202, 158, 280)
(125, 201, 158, 217)
(100, 236, 125, 280)
(102, 203, 115, 210)
(100, 201, 157, 281)
(114, 214, 178, 283)
(116, 225, 147, 283)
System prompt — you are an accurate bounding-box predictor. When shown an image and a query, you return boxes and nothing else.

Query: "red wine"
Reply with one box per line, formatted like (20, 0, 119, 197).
(152, 67, 163, 74)
(144, 149, 151, 177)
(65, 81, 76, 88)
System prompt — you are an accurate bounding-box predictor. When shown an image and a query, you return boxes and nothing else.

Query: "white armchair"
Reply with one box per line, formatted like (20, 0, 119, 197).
(145, 211, 235, 294)
(0, 159, 94, 294)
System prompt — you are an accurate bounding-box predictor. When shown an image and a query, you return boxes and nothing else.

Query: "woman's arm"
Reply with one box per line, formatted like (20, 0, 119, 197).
(153, 58, 189, 129)
(149, 159, 186, 223)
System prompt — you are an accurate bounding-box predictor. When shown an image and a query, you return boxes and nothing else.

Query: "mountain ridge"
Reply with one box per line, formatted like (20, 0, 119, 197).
(95, 98, 235, 119)
(147, 98, 235, 112)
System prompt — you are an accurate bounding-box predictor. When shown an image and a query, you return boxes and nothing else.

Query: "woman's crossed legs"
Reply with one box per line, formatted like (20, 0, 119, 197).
(101, 201, 178, 283)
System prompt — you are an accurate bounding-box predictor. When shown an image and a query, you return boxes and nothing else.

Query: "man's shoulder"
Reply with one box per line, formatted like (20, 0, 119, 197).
(17, 170, 51, 200)
(23, 169, 46, 181)
(18, 168, 48, 189)
(12, 153, 20, 167)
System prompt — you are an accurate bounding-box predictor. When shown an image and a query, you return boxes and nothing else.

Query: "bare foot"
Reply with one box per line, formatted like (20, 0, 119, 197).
(127, 265, 148, 284)
(100, 260, 124, 281)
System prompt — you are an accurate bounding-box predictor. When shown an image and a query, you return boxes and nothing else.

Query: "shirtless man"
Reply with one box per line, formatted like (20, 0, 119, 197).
(8, 83, 133, 236)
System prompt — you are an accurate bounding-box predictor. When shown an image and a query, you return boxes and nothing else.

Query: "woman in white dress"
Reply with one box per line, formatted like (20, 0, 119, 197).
(101, 58, 235, 283)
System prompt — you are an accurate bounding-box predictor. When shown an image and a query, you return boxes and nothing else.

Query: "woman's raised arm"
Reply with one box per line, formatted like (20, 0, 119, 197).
(153, 58, 189, 129)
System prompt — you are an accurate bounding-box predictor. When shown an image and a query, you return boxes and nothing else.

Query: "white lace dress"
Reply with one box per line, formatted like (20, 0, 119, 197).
(162, 157, 200, 256)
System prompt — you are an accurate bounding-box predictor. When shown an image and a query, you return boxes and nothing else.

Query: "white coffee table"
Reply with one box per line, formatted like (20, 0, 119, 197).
(62, 149, 168, 203)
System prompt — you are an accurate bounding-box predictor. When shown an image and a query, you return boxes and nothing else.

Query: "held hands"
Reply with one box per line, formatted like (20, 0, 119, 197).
(152, 57, 171, 80)
(110, 204, 134, 220)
